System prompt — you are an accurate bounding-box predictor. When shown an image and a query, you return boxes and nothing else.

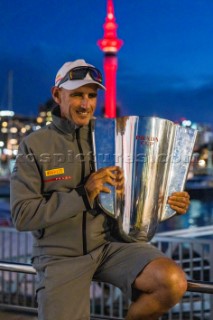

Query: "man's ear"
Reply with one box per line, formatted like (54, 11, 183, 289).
(51, 86, 61, 104)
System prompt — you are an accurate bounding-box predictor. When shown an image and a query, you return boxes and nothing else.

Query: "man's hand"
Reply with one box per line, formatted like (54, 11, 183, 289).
(85, 166, 124, 202)
(167, 191, 190, 215)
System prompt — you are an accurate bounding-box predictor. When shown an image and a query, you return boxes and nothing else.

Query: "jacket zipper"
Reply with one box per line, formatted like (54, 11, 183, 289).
(76, 128, 87, 255)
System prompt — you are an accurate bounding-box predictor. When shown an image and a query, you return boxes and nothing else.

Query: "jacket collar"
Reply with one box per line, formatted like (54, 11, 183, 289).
(51, 106, 91, 139)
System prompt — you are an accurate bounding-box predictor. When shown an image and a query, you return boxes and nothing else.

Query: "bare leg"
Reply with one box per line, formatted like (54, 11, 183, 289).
(126, 257, 187, 320)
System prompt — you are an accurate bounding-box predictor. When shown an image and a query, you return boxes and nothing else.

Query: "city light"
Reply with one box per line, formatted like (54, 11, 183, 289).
(198, 159, 206, 167)
(36, 117, 43, 123)
(0, 110, 14, 117)
(10, 127, 18, 133)
(182, 120, 192, 127)
(9, 139, 18, 145)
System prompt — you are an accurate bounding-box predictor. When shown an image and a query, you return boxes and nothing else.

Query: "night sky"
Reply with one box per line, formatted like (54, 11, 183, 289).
(1, 0, 213, 124)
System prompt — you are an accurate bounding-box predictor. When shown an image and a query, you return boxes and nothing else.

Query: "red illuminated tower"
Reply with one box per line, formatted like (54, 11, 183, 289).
(97, 0, 123, 118)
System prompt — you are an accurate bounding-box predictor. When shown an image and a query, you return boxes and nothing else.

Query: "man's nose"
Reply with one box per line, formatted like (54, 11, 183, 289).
(81, 96, 90, 108)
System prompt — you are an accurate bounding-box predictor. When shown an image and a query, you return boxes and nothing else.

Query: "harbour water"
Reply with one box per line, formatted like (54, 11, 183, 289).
(157, 198, 213, 238)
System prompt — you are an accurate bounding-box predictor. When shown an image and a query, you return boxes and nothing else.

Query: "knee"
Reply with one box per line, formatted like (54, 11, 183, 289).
(152, 258, 187, 304)
(135, 258, 187, 304)
(162, 260, 187, 300)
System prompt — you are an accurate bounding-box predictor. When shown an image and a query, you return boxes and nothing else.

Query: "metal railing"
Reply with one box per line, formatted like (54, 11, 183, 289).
(1, 261, 213, 293)
(0, 260, 127, 319)
(0, 226, 128, 319)
(1, 227, 213, 319)
(1, 260, 213, 320)
(153, 234, 213, 319)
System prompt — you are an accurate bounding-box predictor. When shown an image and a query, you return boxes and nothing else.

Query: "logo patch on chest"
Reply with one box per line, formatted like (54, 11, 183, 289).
(44, 175, 72, 183)
(45, 168, 65, 177)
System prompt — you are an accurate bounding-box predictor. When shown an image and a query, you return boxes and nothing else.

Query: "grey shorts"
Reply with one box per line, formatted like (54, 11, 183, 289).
(33, 241, 165, 320)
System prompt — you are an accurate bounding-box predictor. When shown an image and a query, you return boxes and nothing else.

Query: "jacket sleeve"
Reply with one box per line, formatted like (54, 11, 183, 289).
(10, 140, 88, 232)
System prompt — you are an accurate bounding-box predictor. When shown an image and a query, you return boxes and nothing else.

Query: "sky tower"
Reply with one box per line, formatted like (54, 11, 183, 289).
(97, 0, 123, 118)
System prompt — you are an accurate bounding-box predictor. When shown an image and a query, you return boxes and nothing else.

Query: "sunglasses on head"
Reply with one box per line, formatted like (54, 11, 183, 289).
(57, 66, 103, 87)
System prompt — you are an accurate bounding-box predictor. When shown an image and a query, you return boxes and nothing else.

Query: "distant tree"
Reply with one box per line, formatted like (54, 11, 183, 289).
(39, 98, 57, 112)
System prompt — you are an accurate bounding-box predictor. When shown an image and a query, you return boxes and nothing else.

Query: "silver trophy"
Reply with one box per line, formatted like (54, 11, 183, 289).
(91, 116, 197, 242)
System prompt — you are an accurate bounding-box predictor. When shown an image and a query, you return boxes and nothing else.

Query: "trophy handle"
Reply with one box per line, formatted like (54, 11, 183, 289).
(91, 118, 117, 217)
(161, 125, 198, 221)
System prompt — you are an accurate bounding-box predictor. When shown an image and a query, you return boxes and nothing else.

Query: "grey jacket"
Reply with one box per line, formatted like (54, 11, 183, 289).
(10, 107, 111, 258)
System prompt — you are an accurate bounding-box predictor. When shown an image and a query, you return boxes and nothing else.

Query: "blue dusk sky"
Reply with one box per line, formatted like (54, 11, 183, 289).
(0, 0, 213, 124)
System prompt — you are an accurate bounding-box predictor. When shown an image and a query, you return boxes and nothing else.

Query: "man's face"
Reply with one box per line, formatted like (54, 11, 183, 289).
(52, 84, 98, 126)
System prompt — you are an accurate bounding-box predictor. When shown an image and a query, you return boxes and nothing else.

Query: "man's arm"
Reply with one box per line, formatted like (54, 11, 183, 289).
(10, 141, 88, 232)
